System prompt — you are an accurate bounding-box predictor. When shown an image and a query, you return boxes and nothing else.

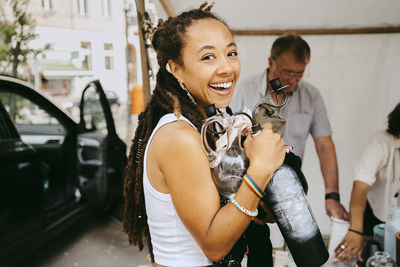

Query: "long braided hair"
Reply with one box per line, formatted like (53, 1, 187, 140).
(387, 102, 400, 138)
(123, 2, 230, 251)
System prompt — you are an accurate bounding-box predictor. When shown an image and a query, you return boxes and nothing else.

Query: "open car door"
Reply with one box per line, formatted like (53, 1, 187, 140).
(77, 80, 127, 211)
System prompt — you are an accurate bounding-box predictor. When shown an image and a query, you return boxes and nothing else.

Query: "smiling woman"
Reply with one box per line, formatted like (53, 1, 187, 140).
(123, 2, 285, 266)
(167, 18, 240, 110)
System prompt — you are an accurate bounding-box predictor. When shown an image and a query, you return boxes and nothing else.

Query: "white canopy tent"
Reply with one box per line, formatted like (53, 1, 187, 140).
(155, 0, 400, 30)
(148, 0, 400, 240)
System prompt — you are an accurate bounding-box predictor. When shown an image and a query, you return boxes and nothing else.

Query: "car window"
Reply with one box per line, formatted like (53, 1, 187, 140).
(0, 100, 19, 141)
(82, 85, 108, 134)
(0, 92, 66, 143)
(0, 113, 13, 141)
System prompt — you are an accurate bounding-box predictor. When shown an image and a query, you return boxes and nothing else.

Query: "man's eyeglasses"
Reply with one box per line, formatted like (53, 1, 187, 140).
(280, 70, 305, 78)
(274, 61, 309, 78)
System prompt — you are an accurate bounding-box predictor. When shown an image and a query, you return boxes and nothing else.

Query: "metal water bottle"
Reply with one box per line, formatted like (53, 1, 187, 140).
(263, 165, 329, 267)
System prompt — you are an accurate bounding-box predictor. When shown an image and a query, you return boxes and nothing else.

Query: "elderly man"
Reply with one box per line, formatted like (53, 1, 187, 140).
(232, 34, 348, 220)
(231, 33, 349, 266)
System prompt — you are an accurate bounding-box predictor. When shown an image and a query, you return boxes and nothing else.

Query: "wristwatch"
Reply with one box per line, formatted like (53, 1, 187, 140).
(325, 192, 340, 202)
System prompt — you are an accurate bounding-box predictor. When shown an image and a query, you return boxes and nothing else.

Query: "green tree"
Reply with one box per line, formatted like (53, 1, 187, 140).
(0, 0, 49, 78)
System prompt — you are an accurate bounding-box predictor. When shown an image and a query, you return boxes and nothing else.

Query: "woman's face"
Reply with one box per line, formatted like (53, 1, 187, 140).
(170, 18, 241, 109)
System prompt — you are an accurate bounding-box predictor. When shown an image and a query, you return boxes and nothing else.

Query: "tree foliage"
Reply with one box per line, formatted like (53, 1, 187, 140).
(0, 0, 49, 77)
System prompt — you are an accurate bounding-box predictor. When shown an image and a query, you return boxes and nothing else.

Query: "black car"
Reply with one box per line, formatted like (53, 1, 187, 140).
(105, 90, 120, 107)
(0, 76, 127, 267)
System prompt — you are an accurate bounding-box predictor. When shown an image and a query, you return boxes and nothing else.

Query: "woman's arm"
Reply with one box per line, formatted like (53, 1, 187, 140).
(150, 121, 285, 261)
(335, 180, 370, 263)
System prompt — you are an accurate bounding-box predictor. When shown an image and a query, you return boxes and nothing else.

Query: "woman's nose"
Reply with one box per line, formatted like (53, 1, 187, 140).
(217, 57, 233, 74)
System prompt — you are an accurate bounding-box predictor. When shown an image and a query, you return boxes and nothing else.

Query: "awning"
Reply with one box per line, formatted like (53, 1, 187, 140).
(39, 62, 93, 80)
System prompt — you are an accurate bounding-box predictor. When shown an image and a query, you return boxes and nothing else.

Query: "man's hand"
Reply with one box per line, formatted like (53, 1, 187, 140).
(326, 199, 349, 220)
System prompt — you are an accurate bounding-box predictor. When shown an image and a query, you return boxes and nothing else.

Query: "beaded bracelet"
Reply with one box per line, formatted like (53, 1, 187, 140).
(229, 195, 258, 217)
(243, 173, 266, 198)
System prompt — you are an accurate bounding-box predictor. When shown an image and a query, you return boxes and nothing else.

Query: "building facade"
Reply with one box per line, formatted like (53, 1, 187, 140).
(9, 0, 146, 103)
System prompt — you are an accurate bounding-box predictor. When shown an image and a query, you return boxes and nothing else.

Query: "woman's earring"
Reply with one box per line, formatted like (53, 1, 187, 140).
(165, 63, 172, 74)
(166, 62, 196, 106)
(178, 80, 197, 106)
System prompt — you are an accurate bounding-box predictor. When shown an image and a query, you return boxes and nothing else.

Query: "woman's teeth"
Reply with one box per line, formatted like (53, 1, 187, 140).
(209, 81, 232, 89)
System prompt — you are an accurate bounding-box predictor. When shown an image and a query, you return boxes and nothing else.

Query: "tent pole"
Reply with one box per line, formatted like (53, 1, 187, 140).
(136, 0, 151, 107)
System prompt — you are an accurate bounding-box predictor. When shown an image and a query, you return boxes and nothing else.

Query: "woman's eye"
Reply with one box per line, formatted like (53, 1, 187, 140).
(228, 51, 238, 57)
(202, 55, 215, 61)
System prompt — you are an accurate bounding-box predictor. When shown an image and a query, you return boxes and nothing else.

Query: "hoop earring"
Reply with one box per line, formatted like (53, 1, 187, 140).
(165, 63, 172, 74)
(178, 80, 197, 106)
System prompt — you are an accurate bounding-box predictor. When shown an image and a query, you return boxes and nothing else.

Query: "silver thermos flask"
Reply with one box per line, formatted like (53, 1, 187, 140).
(264, 164, 329, 266)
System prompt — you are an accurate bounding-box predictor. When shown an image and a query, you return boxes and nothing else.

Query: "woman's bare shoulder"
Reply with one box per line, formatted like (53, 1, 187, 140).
(150, 119, 209, 179)
(152, 119, 202, 153)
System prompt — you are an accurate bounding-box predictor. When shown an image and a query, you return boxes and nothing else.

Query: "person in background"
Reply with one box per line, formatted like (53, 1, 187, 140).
(122, 3, 285, 266)
(230, 34, 348, 266)
(335, 102, 400, 263)
(231, 34, 348, 220)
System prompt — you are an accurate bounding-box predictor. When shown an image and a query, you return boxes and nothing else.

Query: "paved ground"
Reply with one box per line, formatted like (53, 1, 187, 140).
(15, 215, 152, 267)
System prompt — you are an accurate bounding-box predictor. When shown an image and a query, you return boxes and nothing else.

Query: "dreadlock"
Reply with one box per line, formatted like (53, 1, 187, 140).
(123, 1, 230, 251)
(387, 102, 400, 138)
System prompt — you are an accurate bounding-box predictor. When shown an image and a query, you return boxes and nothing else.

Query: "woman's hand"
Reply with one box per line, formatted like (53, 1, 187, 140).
(252, 201, 275, 225)
(334, 181, 370, 263)
(243, 123, 285, 186)
(334, 231, 364, 263)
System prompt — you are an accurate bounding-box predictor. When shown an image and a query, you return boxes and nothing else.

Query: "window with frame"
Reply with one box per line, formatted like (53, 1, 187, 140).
(0, 100, 18, 141)
(82, 86, 107, 134)
(0, 92, 66, 144)
(41, 0, 54, 12)
(80, 41, 92, 70)
(102, 0, 111, 18)
(77, 0, 88, 16)
(104, 43, 114, 71)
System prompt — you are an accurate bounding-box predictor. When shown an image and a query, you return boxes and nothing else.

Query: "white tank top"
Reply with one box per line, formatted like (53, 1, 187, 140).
(143, 113, 212, 267)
